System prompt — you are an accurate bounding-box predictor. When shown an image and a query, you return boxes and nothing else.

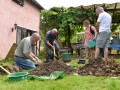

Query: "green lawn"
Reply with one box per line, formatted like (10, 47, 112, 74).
(0, 56, 120, 90)
(1, 75, 120, 90)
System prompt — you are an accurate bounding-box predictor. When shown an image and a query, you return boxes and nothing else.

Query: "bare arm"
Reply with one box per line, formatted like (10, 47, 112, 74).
(91, 26, 97, 38)
(31, 53, 42, 63)
(46, 40, 54, 49)
(24, 53, 37, 62)
(95, 22, 100, 31)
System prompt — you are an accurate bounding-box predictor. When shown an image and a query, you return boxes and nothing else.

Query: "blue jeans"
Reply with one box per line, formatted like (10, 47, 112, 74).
(13, 56, 36, 70)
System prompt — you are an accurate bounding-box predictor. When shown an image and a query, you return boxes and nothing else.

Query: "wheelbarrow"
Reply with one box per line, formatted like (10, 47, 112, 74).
(0, 66, 65, 81)
(0, 65, 28, 81)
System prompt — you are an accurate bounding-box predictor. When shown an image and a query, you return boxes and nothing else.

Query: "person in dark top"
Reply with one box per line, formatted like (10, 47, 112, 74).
(44, 28, 58, 62)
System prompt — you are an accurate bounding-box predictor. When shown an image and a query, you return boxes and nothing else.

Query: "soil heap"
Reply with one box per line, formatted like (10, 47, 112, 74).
(78, 58, 120, 77)
(0, 65, 21, 75)
(29, 60, 75, 76)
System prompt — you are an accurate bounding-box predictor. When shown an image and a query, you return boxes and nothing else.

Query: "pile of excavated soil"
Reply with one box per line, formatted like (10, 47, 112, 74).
(29, 60, 75, 76)
(0, 65, 21, 75)
(109, 54, 120, 59)
(78, 58, 120, 77)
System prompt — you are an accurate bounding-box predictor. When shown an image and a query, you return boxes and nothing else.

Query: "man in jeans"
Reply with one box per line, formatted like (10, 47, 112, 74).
(95, 7, 112, 59)
(14, 33, 42, 70)
(44, 28, 58, 63)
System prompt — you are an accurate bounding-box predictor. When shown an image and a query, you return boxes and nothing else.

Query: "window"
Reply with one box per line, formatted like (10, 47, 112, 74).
(16, 26, 37, 54)
(12, 0, 24, 6)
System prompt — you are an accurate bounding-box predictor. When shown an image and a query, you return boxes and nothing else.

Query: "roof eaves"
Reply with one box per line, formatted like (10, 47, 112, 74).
(27, 0, 44, 10)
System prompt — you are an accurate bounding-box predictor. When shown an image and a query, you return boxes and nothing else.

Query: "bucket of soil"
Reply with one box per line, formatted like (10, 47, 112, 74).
(8, 72, 28, 81)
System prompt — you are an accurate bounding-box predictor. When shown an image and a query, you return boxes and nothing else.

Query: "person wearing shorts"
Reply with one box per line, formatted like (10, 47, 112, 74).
(95, 7, 112, 59)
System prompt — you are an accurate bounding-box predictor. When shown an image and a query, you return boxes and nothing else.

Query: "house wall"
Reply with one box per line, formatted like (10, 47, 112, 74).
(0, 0, 41, 59)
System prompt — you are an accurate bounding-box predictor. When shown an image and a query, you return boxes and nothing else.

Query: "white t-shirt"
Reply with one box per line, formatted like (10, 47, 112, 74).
(97, 12, 112, 32)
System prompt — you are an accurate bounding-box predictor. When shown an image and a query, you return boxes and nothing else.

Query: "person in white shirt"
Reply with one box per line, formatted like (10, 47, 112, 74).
(95, 7, 112, 59)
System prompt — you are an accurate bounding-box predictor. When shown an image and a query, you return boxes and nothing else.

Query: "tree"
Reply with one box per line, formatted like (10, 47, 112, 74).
(40, 7, 84, 47)
(40, 6, 120, 48)
(111, 11, 120, 32)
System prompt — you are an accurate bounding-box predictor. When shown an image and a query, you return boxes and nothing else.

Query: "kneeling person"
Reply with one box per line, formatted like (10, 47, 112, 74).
(14, 33, 42, 70)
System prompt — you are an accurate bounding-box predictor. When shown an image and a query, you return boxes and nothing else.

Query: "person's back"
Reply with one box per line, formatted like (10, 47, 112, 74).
(44, 31, 51, 44)
(15, 36, 32, 58)
(98, 12, 112, 32)
(44, 30, 56, 46)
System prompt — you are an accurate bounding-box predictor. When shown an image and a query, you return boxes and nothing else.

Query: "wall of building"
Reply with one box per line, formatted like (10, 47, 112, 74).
(0, 0, 41, 59)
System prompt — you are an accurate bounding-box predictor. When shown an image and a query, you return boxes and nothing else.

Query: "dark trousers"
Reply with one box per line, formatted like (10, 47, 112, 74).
(100, 48, 104, 57)
(45, 45, 54, 62)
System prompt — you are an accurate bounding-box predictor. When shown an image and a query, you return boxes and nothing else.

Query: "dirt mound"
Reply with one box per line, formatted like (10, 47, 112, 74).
(0, 65, 22, 75)
(29, 60, 75, 76)
(78, 58, 120, 77)
(110, 54, 120, 59)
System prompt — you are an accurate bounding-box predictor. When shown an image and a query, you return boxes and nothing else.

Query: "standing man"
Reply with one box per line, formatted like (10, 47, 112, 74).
(14, 33, 42, 70)
(44, 28, 58, 63)
(95, 7, 112, 59)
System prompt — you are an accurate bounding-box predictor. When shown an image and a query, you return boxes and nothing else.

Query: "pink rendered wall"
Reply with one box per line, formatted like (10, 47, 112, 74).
(0, 0, 41, 59)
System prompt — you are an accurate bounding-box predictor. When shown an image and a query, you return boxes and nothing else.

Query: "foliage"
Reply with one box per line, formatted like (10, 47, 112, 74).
(111, 24, 120, 32)
(112, 11, 120, 24)
(40, 10, 58, 33)
(40, 7, 96, 46)
(40, 7, 120, 46)
(111, 11, 120, 32)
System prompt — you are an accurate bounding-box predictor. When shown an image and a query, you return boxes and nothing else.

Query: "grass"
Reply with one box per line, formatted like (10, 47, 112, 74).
(1, 55, 120, 90)
(1, 75, 120, 90)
